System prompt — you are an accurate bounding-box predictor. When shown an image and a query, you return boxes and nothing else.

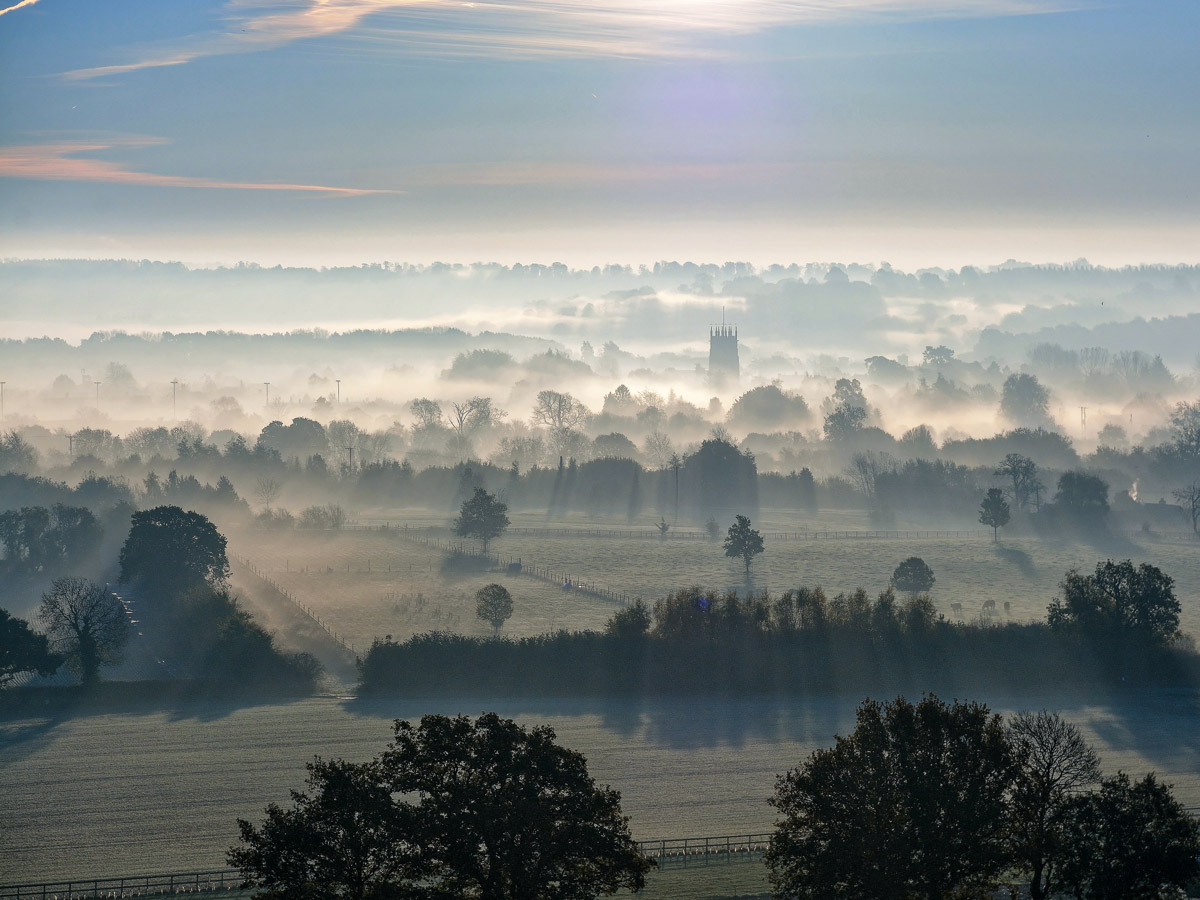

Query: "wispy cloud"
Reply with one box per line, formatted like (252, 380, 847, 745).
(59, 0, 1085, 79)
(0, 137, 398, 195)
(0, 0, 44, 16)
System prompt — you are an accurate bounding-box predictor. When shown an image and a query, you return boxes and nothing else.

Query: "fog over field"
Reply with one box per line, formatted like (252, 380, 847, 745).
(3, 0, 1200, 894)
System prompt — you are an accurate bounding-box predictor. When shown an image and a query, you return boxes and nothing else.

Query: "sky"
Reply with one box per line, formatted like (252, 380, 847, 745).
(1, 0, 1198, 268)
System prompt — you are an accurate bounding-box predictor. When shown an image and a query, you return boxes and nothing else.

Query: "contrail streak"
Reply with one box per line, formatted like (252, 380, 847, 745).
(0, 0, 44, 17)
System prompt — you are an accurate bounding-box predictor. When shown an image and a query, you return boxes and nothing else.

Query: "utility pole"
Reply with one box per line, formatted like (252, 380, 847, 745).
(68, 433, 74, 457)
(335, 379, 341, 406)
(346, 446, 354, 473)
(264, 382, 271, 407)
(0, 381, 6, 422)
(94, 381, 101, 408)
(170, 379, 179, 419)
(1079, 406, 1087, 441)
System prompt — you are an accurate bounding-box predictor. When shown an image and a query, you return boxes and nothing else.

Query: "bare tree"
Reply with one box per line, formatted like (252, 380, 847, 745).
(642, 431, 674, 469)
(1173, 480, 1200, 534)
(254, 477, 281, 510)
(531, 390, 589, 431)
(846, 451, 895, 505)
(39, 576, 128, 687)
(1077, 346, 1110, 379)
(446, 397, 503, 460)
(1007, 710, 1102, 900)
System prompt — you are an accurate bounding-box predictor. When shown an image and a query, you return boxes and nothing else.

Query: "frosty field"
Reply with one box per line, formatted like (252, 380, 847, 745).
(229, 515, 1200, 658)
(2, 690, 1198, 883)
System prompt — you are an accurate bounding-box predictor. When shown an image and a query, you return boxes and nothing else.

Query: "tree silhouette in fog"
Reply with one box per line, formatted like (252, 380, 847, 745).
(979, 487, 1011, 541)
(38, 576, 128, 686)
(118, 505, 229, 599)
(891, 557, 935, 598)
(453, 487, 509, 552)
(723, 514, 764, 578)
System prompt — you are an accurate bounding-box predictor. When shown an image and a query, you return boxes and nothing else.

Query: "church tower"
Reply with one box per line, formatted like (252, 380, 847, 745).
(708, 315, 739, 387)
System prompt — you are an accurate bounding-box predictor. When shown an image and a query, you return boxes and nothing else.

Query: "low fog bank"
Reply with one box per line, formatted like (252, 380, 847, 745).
(3, 257, 1200, 367)
(0, 256, 1197, 545)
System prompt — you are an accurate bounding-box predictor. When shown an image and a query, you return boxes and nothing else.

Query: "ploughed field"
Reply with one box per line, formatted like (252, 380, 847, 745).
(2, 691, 1198, 883)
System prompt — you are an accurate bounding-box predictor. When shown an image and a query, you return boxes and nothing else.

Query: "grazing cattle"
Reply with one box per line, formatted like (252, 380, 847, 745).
(506, 561, 522, 576)
(1003, 601, 1011, 614)
(982, 599, 996, 613)
(950, 603, 963, 616)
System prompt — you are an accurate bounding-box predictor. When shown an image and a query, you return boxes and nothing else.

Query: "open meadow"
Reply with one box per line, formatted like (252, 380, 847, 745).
(229, 528, 618, 654)
(2, 689, 1198, 883)
(229, 508, 1200, 659)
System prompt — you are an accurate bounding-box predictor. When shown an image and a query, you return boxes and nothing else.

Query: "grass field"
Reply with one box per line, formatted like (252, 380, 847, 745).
(230, 529, 617, 653)
(229, 514, 1200, 661)
(492, 532, 1200, 633)
(3, 690, 1198, 883)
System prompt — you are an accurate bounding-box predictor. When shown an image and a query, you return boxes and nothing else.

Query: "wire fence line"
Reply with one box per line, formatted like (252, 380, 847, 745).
(230, 555, 358, 657)
(0, 833, 776, 900)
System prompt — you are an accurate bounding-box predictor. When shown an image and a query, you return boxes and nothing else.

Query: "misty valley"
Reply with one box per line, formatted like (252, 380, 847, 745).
(1, 259, 1199, 898)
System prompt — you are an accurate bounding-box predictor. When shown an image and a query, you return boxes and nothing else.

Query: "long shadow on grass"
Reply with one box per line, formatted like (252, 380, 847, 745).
(342, 684, 1200, 780)
(993, 544, 1037, 579)
(0, 682, 317, 731)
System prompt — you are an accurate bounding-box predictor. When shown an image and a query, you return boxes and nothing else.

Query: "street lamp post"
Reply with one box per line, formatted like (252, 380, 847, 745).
(171, 379, 179, 419)
(336, 379, 341, 406)
(264, 382, 271, 407)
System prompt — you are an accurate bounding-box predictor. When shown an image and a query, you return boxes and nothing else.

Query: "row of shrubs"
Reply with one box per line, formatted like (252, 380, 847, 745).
(358, 586, 1198, 696)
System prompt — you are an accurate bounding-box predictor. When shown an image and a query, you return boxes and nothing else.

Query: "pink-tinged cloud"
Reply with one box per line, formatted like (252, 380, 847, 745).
(59, 0, 1087, 79)
(0, 0, 44, 17)
(0, 139, 398, 195)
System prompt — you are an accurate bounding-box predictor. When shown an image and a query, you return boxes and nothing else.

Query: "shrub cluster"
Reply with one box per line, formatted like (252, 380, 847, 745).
(358, 584, 1197, 697)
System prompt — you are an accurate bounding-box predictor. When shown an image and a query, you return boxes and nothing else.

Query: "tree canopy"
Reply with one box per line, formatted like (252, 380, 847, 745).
(979, 487, 1011, 541)
(1053, 471, 1110, 524)
(475, 583, 514, 637)
(452, 487, 510, 552)
(766, 695, 1017, 900)
(230, 713, 653, 900)
(1047, 559, 1181, 646)
(723, 514, 764, 576)
(1056, 772, 1200, 900)
(229, 757, 415, 900)
(118, 505, 230, 599)
(0, 608, 60, 688)
(891, 556, 935, 597)
(1000, 373, 1052, 427)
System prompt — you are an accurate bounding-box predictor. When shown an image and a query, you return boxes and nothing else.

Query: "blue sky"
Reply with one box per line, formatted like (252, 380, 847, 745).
(1, 0, 1197, 267)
